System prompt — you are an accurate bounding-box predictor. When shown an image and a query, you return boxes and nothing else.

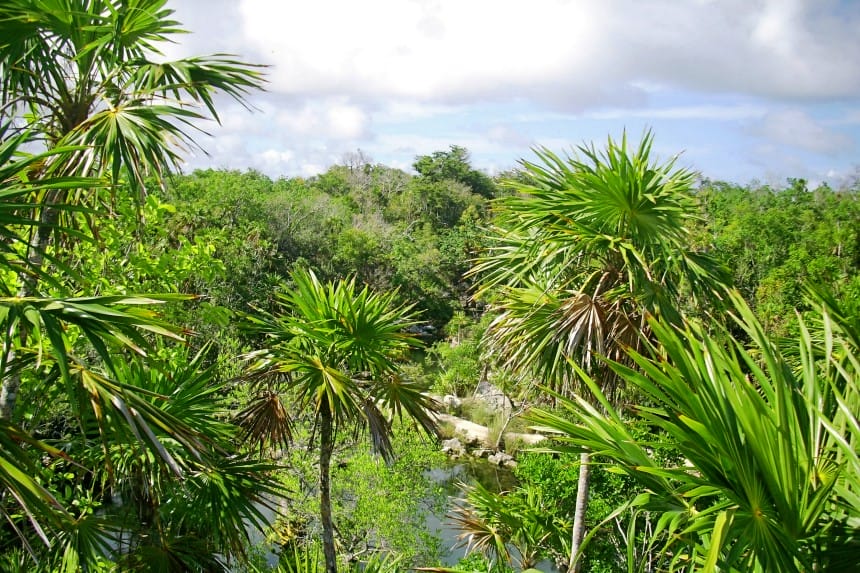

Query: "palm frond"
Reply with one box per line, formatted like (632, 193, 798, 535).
(529, 291, 860, 571)
(471, 130, 727, 400)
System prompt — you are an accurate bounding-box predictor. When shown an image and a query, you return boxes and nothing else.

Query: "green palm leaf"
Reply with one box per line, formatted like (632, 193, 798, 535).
(529, 292, 860, 571)
(0, 0, 266, 193)
(243, 268, 437, 573)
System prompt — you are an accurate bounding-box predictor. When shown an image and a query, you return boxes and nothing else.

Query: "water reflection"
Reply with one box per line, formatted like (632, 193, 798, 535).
(425, 459, 558, 572)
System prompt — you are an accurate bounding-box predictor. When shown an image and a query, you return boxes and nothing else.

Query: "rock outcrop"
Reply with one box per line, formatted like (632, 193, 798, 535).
(433, 411, 545, 467)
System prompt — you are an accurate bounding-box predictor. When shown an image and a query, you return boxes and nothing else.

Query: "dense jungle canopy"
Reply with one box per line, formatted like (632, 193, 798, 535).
(0, 2, 857, 572)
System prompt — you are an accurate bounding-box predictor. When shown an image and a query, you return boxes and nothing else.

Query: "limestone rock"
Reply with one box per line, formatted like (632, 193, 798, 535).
(487, 451, 516, 468)
(441, 394, 462, 414)
(473, 380, 513, 412)
(441, 438, 465, 457)
(434, 413, 489, 446)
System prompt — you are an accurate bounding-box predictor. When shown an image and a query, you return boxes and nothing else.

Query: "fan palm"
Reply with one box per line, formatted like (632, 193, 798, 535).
(97, 345, 283, 570)
(267, 544, 405, 573)
(242, 268, 439, 573)
(0, 0, 265, 419)
(528, 291, 860, 572)
(0, 2, 273, 565)
(0, 127, 212, 561)
(0, 0, 264, 192)
(449, 481, 569, 570)
(470, 131, 727, 571)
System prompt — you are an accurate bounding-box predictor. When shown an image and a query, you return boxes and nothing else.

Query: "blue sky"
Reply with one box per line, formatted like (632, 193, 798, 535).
(166, 0, 860, 187)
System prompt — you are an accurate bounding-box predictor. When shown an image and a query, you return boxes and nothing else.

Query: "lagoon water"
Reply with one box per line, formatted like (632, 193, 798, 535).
(425, 459, 559, 572)
(249, 457, 558, 571)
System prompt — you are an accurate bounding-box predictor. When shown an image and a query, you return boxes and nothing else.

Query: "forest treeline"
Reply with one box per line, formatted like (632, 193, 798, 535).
(0, 2, 858, 572)
(127, 158, 859, 344)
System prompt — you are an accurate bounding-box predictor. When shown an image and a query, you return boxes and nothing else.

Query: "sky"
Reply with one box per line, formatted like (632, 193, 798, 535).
(164, 0, 860, 187)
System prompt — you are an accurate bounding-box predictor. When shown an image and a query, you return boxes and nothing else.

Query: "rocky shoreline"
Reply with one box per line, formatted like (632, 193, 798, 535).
(433, 410, 544, 469)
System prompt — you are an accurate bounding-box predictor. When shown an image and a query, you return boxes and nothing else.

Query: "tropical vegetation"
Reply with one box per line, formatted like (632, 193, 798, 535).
(0, 1, 857, 572)
(241, 268, 439, 573)
(468, 131, 728, 572)
(528, 290, 859, 572)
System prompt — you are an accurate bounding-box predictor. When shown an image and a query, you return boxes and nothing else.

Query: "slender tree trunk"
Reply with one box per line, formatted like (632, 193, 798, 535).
(0, 195, 58, 421)
(493, 399, 526, 451)
(568, 451, 591, 573)
(0, 322, 19, 421)
(319, 407, 338, 573)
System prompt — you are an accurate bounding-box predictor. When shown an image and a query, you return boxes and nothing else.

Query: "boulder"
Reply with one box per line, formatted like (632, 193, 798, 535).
(441, 394, 462, 414)
(487, 451, 516, 468)
(473, 380, 513, 412)
(441, 438, 465, 457)
(434, 413, 489, 446)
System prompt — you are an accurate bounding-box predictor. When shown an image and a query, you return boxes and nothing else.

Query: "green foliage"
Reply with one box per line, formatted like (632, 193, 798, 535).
(469, 130, 732, 572)
(0, 2, 282, 570)
(695, 178, 860, 336)
(150, 159, 490, 327)
(264, 543, 406, 573)
(512, 432, 682, 572)
(242, 268, 436, 456)
(331, 430, 446, 565)
(430, 313, 486, 397)
(0, 0, 265, 192)
(265, 426, 446, 570)
(413, 146, 497, 199)
(450, 480, 569, 570)
(450, 550, 514, 572)
(242, 268, 439, 572)
(529, 291, 860, 572)
(472, 130, 729, 398)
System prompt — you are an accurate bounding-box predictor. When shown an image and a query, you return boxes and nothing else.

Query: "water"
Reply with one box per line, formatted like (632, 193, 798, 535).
(248, 456, 560, 571)
(424, 459, 559, 572)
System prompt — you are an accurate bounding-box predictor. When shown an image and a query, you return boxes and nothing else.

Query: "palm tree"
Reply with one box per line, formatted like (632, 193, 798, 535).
(95, 345, 284, 571)
(0, 2, 273, 566)
(242, 268, 439, 573)
(0, 168, 284, 566)
(0, 132, 220, 552)
(0, 0, 264, 192)
(0, 0, 265, 418)
(470, 131, 727, 572)
(528, 291, 860, 572)
(449, 481, 570, 571)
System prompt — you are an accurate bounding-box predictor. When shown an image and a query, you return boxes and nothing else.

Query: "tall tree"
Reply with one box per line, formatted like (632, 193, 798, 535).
(0, 135, 288, 570)
(0, 1, 274, 567)
(0, 0, 264, 191)
(242, 268, 439, 573)
(0, 0, 265, 418)
(413, 145, 497, 199)
(470, 131, 727, 571)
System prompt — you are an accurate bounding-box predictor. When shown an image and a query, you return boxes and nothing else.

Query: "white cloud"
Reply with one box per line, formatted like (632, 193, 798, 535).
(485, 125, 534, 148)
(258, 149, 295, 172)
(750, 109, 854, 154)
(325, 104, 370, 140)
(164, 0, 860, 184)
(584, 105, 768, 121)
(300, 163, 327, 177)
(190, 0, 860, 108)
(375, 101, 462, 123)
(273, 100, 368, 140)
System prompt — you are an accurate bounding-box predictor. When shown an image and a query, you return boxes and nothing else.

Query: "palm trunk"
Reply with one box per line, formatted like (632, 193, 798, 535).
(0, 195, 59, 420)
(319, 407, 338, 573)
(0, 322, 19, 421)
(568, 451, 591, 573)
